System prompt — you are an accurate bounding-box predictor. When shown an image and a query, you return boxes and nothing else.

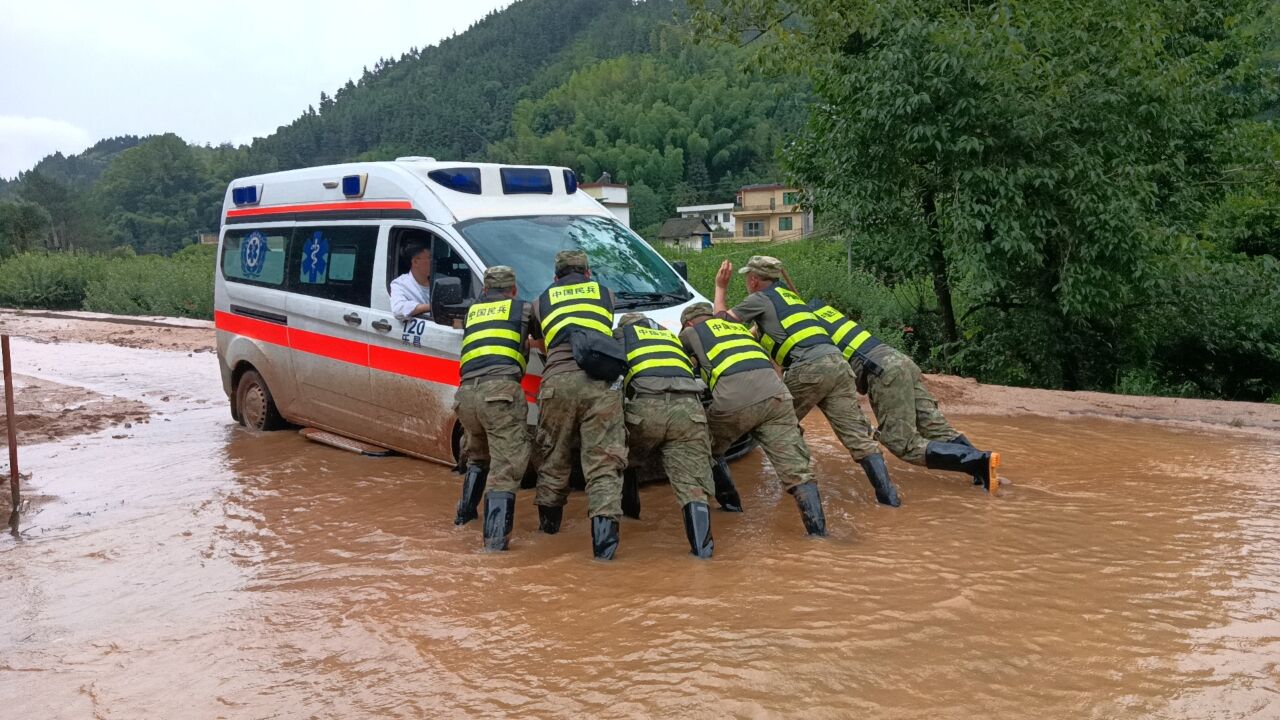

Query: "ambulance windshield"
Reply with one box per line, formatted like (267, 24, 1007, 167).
(456, 215, 691, 307)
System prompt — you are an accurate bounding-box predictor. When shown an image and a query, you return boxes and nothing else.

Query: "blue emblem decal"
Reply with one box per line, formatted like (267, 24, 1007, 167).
(240, 230, 266, 278)
(301, 231, 329, 283)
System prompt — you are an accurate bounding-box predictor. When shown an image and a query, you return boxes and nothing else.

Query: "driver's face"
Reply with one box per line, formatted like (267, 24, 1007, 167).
(412, 251, 432, 274)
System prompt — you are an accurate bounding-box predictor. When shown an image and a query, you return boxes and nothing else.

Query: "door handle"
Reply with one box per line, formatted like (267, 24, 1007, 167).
(372, 319, 392, 332)
(343, 312, 362, 326)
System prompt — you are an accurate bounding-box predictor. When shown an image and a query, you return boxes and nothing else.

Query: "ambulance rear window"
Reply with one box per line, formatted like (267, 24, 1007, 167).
(221, 229, 287, 287)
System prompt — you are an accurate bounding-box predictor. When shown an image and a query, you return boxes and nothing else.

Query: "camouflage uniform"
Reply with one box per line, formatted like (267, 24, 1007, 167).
(680, 309, 816, 493)
(453, 377, 530, 493)
(453, 265, 532, 543)
(857, 345, 957, 465)
(533, 372, 627, 518)
(614, 313, 715, 508)
(705, 394, 815, 493)
(530, 251, 626, 523)
(727, 258, 880, 462)
(783, 353, 881, 460)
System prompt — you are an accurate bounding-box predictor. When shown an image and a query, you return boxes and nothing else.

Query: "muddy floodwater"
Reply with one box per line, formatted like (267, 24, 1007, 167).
(2, 336, 1279, 719)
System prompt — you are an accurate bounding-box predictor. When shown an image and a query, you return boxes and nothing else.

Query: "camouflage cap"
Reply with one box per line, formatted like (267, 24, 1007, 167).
(554, 249, 589, 272)
(617, 312, 648, 328)
(483, 265, 516, 290)
(680, 301, 714, 325)
(738, 255, 783, 280)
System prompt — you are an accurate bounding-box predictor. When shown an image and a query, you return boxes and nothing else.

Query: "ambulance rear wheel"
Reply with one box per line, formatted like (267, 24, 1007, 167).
(236, 369, 285, 431)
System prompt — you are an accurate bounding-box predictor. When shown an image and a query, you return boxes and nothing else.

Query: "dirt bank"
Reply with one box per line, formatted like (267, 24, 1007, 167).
(2, 307, 1277, 435)
(0, 308, 213, 353)
(0, 374, 150, 445)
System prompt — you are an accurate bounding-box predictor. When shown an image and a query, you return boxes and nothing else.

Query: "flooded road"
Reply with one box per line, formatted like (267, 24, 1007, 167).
(3, 337, 1279, 718)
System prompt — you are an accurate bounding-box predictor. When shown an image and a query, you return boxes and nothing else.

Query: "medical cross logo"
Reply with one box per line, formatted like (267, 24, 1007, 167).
(240, 231, 267, 278)
(301, 231, 329, 284)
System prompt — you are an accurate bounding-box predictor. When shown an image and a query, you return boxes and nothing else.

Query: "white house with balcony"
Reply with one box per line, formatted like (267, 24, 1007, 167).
(675, 202, 735, 235)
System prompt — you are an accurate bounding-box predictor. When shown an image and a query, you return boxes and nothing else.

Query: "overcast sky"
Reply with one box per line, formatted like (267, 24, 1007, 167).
(0, 0, 515, 179)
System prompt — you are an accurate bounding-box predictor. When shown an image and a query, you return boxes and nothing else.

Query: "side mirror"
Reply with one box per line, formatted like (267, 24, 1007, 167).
(430, 276, 466, 327)
(432, 276, 463, 307)
(672, 260, 688, 280)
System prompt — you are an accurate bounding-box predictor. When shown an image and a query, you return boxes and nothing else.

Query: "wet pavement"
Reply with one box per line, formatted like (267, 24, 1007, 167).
(2, 338, 1278, 718)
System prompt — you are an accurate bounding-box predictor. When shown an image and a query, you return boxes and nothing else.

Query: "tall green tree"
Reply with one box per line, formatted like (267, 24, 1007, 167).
(94, 134, 212, 254)
(692, 0, 1280, 391)
(0, 199, 53, 255)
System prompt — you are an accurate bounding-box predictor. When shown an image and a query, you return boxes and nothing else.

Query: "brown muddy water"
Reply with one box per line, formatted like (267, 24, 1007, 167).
(2, 338, 1278, 719)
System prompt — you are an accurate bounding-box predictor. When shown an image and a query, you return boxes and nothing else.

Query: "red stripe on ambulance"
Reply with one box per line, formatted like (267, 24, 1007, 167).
(225, 200, 414, 219)
(215, 310, 542, 399)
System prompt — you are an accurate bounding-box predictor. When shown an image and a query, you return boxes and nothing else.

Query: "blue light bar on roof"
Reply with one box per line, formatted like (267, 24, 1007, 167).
(500, 167, 553, 195)
(341, 174, 367, 198)
(563, 169, 578, 194)
(428, 168, 482, 195)
(231, 185, 259, 205)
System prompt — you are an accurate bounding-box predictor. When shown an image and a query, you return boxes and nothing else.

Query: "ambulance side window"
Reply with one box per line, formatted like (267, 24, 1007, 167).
(287, 225, 378, 307)
(387, 227, 480, 300)
(221, 228, 289, 287)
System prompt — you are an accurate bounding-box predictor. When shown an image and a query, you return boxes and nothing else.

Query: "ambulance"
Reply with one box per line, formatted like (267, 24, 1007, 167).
(214, 158, 707, 465)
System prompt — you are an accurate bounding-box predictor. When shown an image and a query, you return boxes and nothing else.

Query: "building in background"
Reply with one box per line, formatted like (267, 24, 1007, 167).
(675, 202, 735, 235)
(579, 172, 632, 228)
(657, 217, 713, 252)
(731, 184, 812, 242)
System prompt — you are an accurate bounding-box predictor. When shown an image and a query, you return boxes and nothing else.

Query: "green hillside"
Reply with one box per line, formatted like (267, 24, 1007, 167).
(0, 0, 798, 254)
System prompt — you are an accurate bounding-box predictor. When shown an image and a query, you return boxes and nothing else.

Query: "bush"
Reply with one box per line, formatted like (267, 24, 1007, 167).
(0, 253, 105, 309)
(83, 246, 214, 319)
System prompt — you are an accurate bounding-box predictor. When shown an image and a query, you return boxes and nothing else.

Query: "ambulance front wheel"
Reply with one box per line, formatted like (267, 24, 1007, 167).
(236, 368, 286, 431)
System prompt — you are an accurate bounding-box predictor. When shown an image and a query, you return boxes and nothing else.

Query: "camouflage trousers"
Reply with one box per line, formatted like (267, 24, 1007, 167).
(453, 377, 531, 494)
(784, 353, 881, 461)
(534, 371, 626, 520)
(708, 395, 815, 493)
(859, 350, 957, 465)
(624, 393, 715, 507)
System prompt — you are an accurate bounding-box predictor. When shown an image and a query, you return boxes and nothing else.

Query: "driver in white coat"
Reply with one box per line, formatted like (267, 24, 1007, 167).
(391, 242, 432, 319)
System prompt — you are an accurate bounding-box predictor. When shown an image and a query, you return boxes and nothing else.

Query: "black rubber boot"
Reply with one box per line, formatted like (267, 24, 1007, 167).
(537, 505, 563, 535)
(711, 458, 743, 512)
(925, 442, 1001, 490)
(454, 464, 488, 525)
(482, 491, 515, 551)
(682, 502, 714, 558)
(789, 482, 828, 536)
(591, 516, 620, 560)
(948, 434, 983, 484)
(857, 454, 901, 507)
(621, 469, 641, 519)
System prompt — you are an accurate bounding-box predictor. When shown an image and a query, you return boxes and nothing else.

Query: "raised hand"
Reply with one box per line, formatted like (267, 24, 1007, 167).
(714, 259, 734, 289)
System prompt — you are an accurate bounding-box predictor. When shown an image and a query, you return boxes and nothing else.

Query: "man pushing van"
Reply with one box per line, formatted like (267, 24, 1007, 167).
(530, 250, 628, 560)
(453, 265, 537, 551)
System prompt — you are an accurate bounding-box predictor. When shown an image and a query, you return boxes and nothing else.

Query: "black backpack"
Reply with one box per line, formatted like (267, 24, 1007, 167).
(570, 330, 627, 382)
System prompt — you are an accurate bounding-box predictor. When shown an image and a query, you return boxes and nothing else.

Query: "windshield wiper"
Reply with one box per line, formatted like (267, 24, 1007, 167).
(614, 291, 691, 310)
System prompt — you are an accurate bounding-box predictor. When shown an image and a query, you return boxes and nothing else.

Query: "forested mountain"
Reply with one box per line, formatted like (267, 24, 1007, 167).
(0, 0, 798, 254)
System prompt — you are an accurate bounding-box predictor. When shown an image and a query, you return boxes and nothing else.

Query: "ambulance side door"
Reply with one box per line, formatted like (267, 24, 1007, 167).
(283, 223, 379, 436)
(364, 224, 481, 461)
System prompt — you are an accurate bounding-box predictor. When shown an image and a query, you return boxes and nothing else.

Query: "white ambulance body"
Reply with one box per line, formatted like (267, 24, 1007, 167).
(215, 159, 704, 465)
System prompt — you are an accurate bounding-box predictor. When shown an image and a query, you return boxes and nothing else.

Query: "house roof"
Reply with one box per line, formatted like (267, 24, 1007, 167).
(658, 216, 712, 238)
(739, 183, 789, 191)
(676, 202, 735, 212)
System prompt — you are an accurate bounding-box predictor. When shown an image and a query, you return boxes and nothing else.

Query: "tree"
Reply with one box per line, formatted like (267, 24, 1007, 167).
(691, 0, 1280, 390)
(94, 134, 211, 254)
(0, 199, 53, 255)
